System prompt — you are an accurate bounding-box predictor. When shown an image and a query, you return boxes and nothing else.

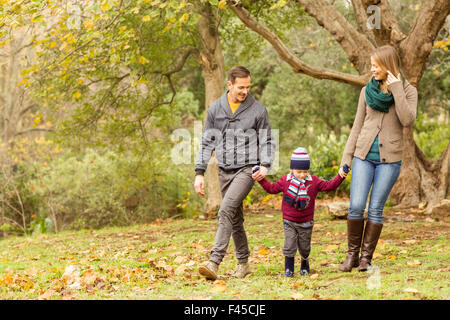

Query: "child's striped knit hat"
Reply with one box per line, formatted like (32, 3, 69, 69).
(290, 147, 310, 170)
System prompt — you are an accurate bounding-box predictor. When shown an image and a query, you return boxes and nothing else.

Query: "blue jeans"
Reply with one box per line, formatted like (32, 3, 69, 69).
(348, 157, 401, 224)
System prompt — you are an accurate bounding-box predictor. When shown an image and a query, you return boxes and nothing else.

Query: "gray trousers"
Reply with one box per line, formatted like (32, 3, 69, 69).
(283, 219, 314, 259)
(209, 166, 254, 265)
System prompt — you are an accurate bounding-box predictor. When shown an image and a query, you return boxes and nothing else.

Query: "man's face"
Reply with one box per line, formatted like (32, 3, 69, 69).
(227, 76, 251, 103)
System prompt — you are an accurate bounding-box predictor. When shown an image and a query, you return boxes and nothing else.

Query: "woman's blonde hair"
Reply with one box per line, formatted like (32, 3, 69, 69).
(371, 45, 402, 92)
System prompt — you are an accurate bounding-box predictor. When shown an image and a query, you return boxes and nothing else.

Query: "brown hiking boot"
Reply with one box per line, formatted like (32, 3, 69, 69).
(339, 218, 364, 272)
(359, 220, 383, 272)
(198, 261, 219, 280)
(232, 262, 251, 278)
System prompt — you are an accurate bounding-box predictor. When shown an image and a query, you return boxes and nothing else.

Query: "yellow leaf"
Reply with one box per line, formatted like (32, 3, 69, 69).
(258, 248, 269, 255)
(218, 0, 227, 9)
(100, 1, 111, 11)
(73, 91, 81, 98)
(180, 13, 189, 22)
(142, 15, 151, 22)
(325, 244, 339, 252)
(139, 56, 149, 64)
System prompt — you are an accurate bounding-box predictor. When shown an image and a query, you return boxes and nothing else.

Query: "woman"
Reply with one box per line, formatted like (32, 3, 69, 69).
(338, 45, 418, 272)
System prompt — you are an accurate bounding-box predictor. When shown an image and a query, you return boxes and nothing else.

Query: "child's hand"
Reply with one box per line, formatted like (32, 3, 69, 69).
(339, 165, 349, 178)
(252, 166, 267, 181)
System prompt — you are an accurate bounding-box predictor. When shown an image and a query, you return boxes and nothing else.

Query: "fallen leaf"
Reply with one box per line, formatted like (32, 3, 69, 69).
(291, 292, 304, 300)
(310, 274, 319, 279)
(258, 248, 269, 255)
(319, 259, 330, 266)
(175, 265, 187, 275)
(373, 252, 383, 259)
(62, 265, 80, 286)
(324, 245, 339, 252)
(407, 260, 421, 266)
(174, 256, 187, 264)
(211, 280, 227, 293)
(403, 287, 421, 295)
(38, 289, 57, 300)
(388, 255, 397, 260)
(436, 266, 450, 272)
(25, 268, 39, 277)
(293, 282, 304, 288)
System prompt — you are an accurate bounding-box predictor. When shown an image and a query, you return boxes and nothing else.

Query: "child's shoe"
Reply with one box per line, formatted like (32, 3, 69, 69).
(282, 269, 294, 277)
(282, 256, 295, 277)
(300, 257, 310, 275)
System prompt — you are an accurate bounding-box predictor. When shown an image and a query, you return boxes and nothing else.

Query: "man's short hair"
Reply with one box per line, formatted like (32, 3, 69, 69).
(228, 66, 251, 84)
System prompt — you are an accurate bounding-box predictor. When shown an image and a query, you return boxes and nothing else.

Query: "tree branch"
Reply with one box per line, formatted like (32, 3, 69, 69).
(14, 127, 54, 137)
(228, 2, 368, 86)
(295, 0, 375, 75)
(400, 0, 450, 86)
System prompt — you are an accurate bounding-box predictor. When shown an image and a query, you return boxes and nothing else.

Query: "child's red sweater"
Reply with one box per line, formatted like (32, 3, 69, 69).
(258, 174, 344, 223)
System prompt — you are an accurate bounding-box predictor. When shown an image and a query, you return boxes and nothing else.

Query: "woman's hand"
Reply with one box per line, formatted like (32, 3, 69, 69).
(386, 71, 401, 86)
(339, 167, 348, 178)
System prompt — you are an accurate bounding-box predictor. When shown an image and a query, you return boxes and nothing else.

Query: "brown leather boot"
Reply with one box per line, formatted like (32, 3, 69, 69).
(339, 219, 364, 272)
(359, 220, 383, 272)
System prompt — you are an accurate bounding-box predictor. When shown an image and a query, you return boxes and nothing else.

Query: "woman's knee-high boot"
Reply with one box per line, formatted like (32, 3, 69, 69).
(358, 220, 383, 271)
(339, 218, 364, 272)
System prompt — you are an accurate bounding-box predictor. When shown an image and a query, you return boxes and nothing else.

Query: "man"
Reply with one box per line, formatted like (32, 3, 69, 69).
(194, 66, 275, 280)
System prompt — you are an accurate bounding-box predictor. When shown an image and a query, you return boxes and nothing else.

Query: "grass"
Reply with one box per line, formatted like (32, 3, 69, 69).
(0, 201, 448, 300)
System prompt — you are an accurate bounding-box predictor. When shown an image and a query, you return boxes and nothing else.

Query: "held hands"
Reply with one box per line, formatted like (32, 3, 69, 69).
(339, 164, 350, 178)
(252, 166, 268, 182)
(194, 175, 205, 197)
(386, 71, 401, 86)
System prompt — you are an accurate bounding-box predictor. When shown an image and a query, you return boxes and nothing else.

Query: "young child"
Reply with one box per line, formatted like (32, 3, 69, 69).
(252, 147, 348, 277)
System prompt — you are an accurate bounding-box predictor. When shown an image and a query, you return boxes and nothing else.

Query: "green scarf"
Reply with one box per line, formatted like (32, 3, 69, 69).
(365, 77, 394, 113)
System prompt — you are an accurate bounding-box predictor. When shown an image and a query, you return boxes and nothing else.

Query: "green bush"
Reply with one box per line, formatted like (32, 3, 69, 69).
(414, 114, 449, 160)
(22, 148, 201, 231)
(308, 132, 351, 196)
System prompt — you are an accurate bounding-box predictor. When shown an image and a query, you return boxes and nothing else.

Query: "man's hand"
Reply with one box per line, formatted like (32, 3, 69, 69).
(252, 166, 268, 182)
(194, 175, 205, 197)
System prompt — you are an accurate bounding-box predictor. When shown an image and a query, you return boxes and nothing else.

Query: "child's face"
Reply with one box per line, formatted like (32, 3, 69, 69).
(292, 169, 309, 180)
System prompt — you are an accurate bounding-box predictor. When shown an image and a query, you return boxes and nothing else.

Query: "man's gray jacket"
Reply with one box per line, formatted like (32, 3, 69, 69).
(195, 91, 275, 175)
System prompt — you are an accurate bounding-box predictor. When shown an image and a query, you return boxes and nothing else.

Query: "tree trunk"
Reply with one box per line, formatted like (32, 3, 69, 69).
(197, 4, 225, 216)
(389, 128, 450, 211)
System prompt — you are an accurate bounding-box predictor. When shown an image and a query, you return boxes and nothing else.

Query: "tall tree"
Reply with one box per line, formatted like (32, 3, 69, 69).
(0, 0, 227, 214)
(227, 0, 449, 209)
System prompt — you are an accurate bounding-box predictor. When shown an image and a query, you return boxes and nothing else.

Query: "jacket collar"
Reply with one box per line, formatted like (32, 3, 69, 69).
(220, 91, 256, 117)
